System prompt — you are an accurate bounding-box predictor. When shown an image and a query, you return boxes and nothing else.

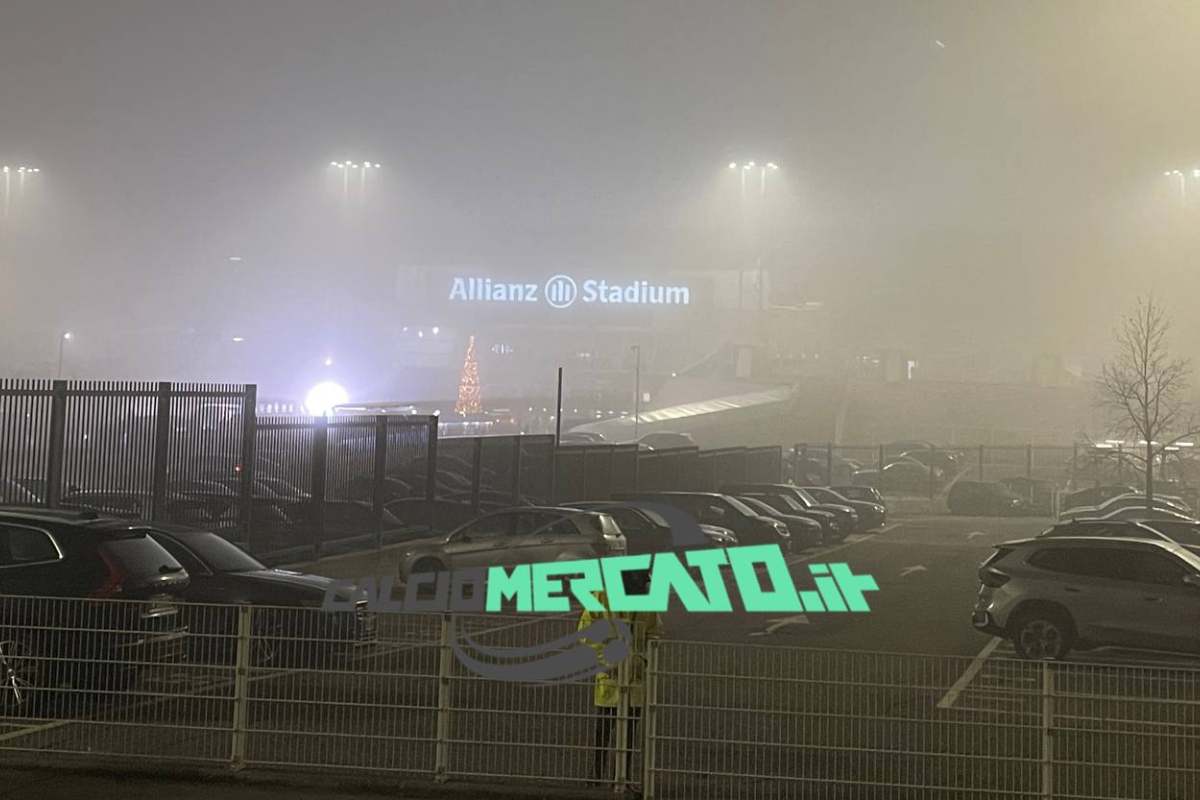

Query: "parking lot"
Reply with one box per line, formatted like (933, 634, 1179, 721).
(4, 513, 1200, 798)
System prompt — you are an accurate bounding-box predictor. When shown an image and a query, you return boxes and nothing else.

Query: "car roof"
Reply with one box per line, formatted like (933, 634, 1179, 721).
(0, 505, 162, 532)
(1002, 534, 1200, 560)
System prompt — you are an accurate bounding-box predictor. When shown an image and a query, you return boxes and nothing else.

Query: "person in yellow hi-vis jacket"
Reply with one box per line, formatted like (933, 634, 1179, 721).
(577, 569, 663, 789)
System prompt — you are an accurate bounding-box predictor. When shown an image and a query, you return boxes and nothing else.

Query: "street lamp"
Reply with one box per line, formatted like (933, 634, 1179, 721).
(57, 331, 72, 380)
(329, 161, 380, 201)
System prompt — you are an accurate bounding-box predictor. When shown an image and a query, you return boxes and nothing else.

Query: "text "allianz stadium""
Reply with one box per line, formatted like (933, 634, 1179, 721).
(448, 275, 691, 309)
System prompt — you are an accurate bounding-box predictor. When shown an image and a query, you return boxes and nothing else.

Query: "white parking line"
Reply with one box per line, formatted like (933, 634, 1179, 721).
(937, 636, 1001, 709)
(786, 526, 895, 565)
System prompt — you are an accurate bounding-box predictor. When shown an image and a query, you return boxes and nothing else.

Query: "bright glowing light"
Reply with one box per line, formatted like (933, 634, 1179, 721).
(231, 336, 244, 343)
(305, 381, 349, 416)
(431, 326, 440, 335)
(728, 162, 738, 169)
(767, 162, 779, 170)
(228, 256, 243, 262)
(330, 162, 338, 167)
(746, 161, 755, 167)
(323, 356, 334, 367)
(1193, 169, 1200, 178)
(418, 330, 424, 338)
(62, 331, 72, 341)
(1165, 171, 1174, 176)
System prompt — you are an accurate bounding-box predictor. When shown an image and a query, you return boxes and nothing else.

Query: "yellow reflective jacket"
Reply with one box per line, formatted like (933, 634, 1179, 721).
(577, 591, 663, 708)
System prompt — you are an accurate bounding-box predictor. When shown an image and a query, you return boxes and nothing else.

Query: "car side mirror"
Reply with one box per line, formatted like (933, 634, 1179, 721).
(1184, 574, 1200, 590)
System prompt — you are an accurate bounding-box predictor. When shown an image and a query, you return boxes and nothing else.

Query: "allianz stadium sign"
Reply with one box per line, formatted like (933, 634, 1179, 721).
(448, 274, 691, 309)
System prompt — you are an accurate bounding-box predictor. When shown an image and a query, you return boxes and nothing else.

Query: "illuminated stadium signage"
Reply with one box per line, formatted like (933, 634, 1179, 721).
(448, 274, 691, 309)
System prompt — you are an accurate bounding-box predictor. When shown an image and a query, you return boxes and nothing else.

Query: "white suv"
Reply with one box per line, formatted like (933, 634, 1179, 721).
(973, 536, 1200, 659)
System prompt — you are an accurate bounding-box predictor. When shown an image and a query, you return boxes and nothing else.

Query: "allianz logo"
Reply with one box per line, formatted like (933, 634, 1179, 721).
(448, 275, 691, 309)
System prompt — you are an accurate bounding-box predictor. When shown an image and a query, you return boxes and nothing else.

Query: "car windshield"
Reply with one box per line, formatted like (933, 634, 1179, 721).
(1148, 523, 1200, 545)
(720, 496, 757, 516)
(165, 531, 264, 573)
(741, 497, 777, 515)
(794, 488, 820, 505)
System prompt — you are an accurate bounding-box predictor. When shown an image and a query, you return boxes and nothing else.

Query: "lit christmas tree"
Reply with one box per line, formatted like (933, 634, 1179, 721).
(454, 335, 483, 416)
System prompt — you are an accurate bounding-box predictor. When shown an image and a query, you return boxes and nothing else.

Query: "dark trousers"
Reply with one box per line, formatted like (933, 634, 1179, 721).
(593, 705, 642, 783)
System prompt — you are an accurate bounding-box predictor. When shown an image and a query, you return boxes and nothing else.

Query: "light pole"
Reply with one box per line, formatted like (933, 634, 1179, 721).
(1163, 168, 1198, 202)
(631, 344, 642, 441)
(56, 331, 72, 379)
(727, 161, 780, 310)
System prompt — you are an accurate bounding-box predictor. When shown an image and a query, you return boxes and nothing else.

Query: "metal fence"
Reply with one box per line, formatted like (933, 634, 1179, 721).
(1, 595, 1197, 799)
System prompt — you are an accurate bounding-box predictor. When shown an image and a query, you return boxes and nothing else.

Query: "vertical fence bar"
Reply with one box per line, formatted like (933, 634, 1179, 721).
(310, 416, 328, 560)
(613, 647, 631, 792)
(792, 443, 801, 484)
(1026, 443, 1033, 479)
(434, 612, 454, 782)
(471, 437, 483, 515)
(878, 443, 884, 475)
(978, 444, 985, 482)
(1071, 442, 1078, 487)
(150, 381, 172, 520)
(44, 380, 67, 508)
(229, 604, 252, 769)
(372, 415, 388, 549)
(238, 385, 257, 551)
(825, 443, 833, 486)
(1041, 661, 1055, 798)
(642, 638, 659, 800)
(510, 436, 522, 505)
(928, 443, 935, 501)
(425, 418, 439, 532)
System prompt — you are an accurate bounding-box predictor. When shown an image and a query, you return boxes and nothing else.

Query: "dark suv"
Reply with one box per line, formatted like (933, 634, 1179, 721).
(0, 508, 190, 711)
(613, 491, 791, 549)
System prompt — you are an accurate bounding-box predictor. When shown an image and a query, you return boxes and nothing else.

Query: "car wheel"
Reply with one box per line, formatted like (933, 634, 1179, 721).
(0, 636, 41, 714)
(1011, 607, 1073, 660)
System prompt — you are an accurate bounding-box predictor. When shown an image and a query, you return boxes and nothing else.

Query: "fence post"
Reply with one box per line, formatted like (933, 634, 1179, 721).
(826, 443, 833, 486)
(928, 443, 936, 501)
(613, 643, 631, 793)
(643, 638, 659, 800)
(878, 443, 885, 475)
(238, 385, 258, 554)
(434, 612, 454, 782)
(426, 418, 439, 532)
(1071, 442, 1078, 487)
(1026, 443, 1033, 479)
(44, 380, 67, 508)
(1040, 661, 1055, 798)
(372, 415, 388, 550)
(471, 438, 483, 515)
(310, 415, 328, 560)
(150, 381, 173, 521)
(978, 445, 984, 482)
(791, 443, 801, 483)
(511, 437, 523, 505)
(229, 604, 252, 769)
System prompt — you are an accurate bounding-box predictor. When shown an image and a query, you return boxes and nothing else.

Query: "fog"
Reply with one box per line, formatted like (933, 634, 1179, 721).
(4, 1, 1200, 406)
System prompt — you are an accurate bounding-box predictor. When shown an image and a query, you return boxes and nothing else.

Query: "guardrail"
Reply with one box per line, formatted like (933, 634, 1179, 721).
(2, 595, 1198, 798)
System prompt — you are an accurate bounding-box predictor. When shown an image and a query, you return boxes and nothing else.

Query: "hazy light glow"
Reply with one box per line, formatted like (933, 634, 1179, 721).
(231, 336, 244, 342)
(62, 331, 72, 340)
(305, 381, 349, 416)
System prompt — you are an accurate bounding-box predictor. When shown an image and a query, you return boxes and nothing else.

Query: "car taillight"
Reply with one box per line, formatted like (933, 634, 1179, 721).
(979, 567, 1010, 588)
(91, 549, 127, 598)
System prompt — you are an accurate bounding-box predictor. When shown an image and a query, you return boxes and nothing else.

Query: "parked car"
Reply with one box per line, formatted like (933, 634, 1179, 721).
(973, 535, 1200, 659)
(1037, 518, 1200, 556)
(946, 481, 1030, 516)
(739, 492, 841, 544)
(0, 507, 190, 711)
(801, 486, 886, 530)
(1060, 492, 1192, 520)
(636, 431, 697, 451)
(559, 432, 608, 446)
(736, 496, 822, 550)
(721, 483, 859, 534)
(890, 449, 959, 480)
(997, 477, 1055, 514)
(851, 461, 933, 494)
(0, 477, 44, 506)
(613, 492, 791, 549)
(1071, 505, 1196, 524)
(144, 525, 375, 665)
(561, 501, 736, 553)
(398, 506, 626, 581)
(1060, 485, 1137, 511)
(831, 485, 886, 506)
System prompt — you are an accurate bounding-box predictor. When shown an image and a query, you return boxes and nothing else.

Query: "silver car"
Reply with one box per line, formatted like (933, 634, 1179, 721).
(398, 506, 626, 580)
(973, 536, 1200, 659)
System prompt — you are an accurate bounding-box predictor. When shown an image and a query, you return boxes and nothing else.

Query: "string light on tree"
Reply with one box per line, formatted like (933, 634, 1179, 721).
(455, 335, 483, 416)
